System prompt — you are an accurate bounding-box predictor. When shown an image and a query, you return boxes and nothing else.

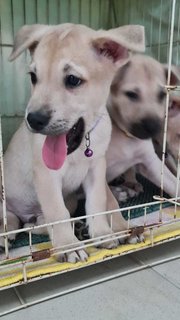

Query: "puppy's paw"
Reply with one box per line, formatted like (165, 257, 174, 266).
(54, 234, 88, 263)
(96, 237, 119, 249)
(123, 181, 144, 197)
(110, 186, 128, 202)
(127, 233, 145, 244)
(118, 231, 145, 245)
(56, 249, 88, 263)
(89, 224, 119, 250)
(118, 236, 128, 245)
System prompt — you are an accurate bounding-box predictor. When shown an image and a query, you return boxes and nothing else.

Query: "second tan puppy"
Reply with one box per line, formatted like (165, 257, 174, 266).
(0, 24, 145, 262)
(107, 54, 180, 199)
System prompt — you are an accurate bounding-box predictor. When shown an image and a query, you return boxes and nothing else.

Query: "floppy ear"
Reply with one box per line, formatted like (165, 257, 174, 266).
(9, 24, 52, 61)
(164, 65, 180, 86)
(92, 25, 145, 65)
(169, 95, 180, 117)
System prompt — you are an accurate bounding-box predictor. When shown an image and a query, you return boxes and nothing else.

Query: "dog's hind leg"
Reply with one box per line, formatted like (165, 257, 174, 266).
(139, 150, 180, 198)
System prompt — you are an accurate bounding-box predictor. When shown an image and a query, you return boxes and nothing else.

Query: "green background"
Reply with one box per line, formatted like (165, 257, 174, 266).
(0, 0, 180, 149)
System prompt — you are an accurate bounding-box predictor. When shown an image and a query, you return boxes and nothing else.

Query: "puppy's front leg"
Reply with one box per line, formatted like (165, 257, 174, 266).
(34, 169, 88, 263)
(83, 157, 118, 249)
(140, 151, 179, 198)
(106, 185, 144, 243)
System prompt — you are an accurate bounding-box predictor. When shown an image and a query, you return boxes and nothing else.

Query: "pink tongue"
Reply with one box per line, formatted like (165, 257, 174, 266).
(42, 135, 67, 170)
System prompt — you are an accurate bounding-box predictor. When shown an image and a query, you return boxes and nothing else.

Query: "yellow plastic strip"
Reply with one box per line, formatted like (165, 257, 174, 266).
(0, 222, 179, 288)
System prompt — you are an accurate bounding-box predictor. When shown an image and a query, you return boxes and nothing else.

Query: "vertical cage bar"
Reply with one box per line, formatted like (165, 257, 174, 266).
(35, 0, 38, 22)
(157, 0, 163, 61)
(149, 0, 154, 51)
(174, 140, 180, 218)
(57, 0, 60, 23)
(22, 262, 27, 283)
(51, 225, 54, 246)
(91, 216, 94, 238)
(143, 206, 148, 226)
(0, 116, 9, 258)
(176, 6, 180, 65)
(10, 0, 14, 38)
(72, 220, 75, 242)
(111, 0, 117, 28)
(166, 3, 172, 61)
(89, 0, 92, 27)
(110, 212, 113, 230)
(29, 230, 32, 254)
(68, 0, 71, 21)
(79, 0, 82, 24)
(127, 209, 131, 229)
(159, 0, 176, 221)
(150, 228, 154, 246)
(142, 0, 146, 26)
(47, 0, 49, 24)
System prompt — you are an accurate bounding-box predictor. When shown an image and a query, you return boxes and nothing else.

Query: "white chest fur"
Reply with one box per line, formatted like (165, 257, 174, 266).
(32, 110, 112, 195)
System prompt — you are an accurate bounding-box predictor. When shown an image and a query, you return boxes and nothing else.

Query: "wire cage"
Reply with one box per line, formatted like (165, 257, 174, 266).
(0, 0, 180, 316)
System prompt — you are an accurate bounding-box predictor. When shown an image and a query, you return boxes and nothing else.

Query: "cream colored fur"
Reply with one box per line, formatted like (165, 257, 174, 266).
(107, 54, 180, 200)
(0, 23, 145, 262)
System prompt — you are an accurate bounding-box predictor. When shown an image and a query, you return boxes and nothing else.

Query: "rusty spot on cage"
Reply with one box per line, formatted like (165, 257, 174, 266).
(129, 226, 144, 237)
(32, 249, 51, 261)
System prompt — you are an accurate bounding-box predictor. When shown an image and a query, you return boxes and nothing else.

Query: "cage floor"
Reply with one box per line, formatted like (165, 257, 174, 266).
(0, 176, 179, 289)
(1, 240, 180, 319)
(10, 175, 170, 250)
(0, 205, 179, 289)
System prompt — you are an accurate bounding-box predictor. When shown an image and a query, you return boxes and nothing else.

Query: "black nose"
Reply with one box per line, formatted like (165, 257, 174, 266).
(130, 117, 162, 139)
(27, 112, 50, 131)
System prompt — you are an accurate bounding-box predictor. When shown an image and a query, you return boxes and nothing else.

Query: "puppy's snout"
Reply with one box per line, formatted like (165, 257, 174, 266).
(130, 117, 162, 139)
(27, 111, 50, 132)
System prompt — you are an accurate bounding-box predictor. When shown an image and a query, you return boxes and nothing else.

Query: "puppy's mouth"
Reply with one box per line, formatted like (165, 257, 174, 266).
(129, 117, 162, 140)
(42, 117, 85, 170)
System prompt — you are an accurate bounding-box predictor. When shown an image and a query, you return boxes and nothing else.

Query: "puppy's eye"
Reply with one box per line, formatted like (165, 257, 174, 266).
(65, 75, 82, 88)
(29, 72, 37, 85)
(124, 91, 139, 101)
(158, 90, 166, 102)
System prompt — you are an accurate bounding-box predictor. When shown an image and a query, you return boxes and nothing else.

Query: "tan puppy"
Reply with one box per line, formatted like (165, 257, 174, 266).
(0, 24, 145, 262)
(107, 54, 180, 200)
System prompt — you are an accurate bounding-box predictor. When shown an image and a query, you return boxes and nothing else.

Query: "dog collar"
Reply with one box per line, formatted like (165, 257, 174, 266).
(84, 114, 104, 157)
(111, 117, 134, 139)
(88, 115, 103, 134)
(120, 128, 134, 138)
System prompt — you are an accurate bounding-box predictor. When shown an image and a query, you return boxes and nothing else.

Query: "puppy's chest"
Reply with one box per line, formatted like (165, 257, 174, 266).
(62, 160, 89, 194)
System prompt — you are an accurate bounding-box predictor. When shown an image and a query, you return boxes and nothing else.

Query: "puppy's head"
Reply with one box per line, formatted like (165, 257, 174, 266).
(9, 23, 145, 169)
(109, 54, 170, 139)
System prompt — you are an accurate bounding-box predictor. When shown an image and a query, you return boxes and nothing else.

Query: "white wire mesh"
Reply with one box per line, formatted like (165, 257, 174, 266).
(0, 1, 180, 316)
